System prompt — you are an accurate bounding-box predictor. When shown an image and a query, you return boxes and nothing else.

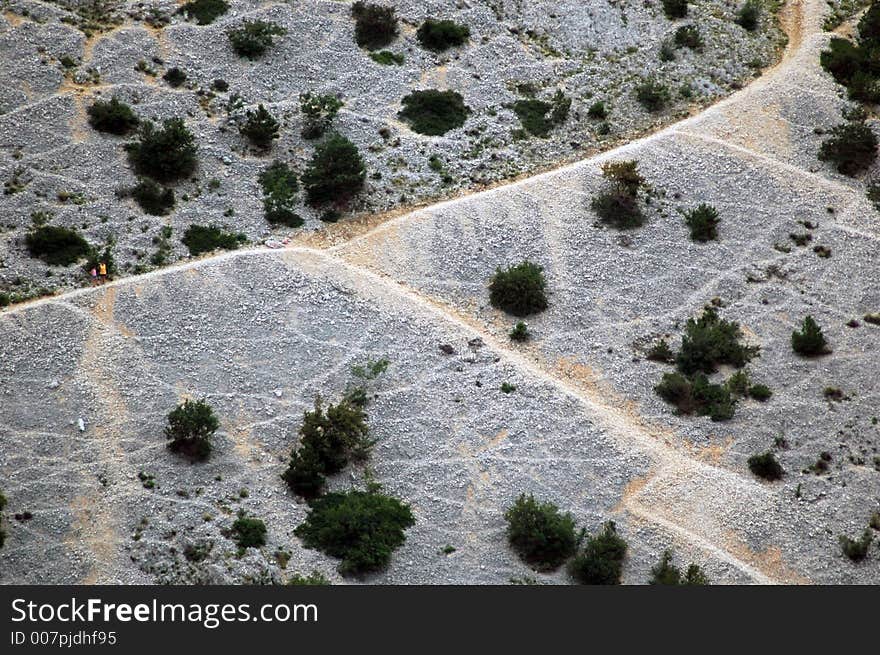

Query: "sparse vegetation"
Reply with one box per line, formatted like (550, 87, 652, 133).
(369, 50, 404, 65)
(126, 119, 197, 184)
(568, 521, 627, 585)
(351, 2, 398, 50)
(649, 550, 709, 585)
(181, 224, 246, 256)
(674, 25, 703, 50)
(227, 20, 286, 59)
(259, 161, 301, 227)
(398, 89, 471, 136)
(489, 261, 549, 317)
(87, 97, 139, 135)
(25, 226, 91, 266)
(591, 160, 647, 229)
(288, 571, 331, 585)
(791, 315, 830, 356)
(301, 134, 366, 206)
(299, 92, 343, 140)
(504, 493, 578, 570)
(509, 321, 530, 342)
(239, 104, 280, 150)
(179, 0, 228, 25)
(294, 488, 415, 576)
(165, 399, 219, 461)
(747, 451, 784, 481)
(416, 19, 470, 52)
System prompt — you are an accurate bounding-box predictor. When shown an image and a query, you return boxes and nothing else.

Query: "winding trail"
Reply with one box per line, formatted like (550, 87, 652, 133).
(1, 0, 853, 583)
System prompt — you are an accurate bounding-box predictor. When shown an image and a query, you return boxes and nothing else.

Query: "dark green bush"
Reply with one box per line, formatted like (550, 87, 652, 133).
(259, 160, 301, 227)
(165, 398, 218, 461)
(163, 67, 187, 87)
(231, 514, 267, 550)
(239, 104, 279, 149)
(568, 521, 627, 585)
(858, 1, 880, 44)
(646, 339, 675, 363)
(735, 1, 760, 31)
(369, 50, 404, 65)
(818, 121, 877, 176)
(282, 398, 371, 498)
(591, 160, 647, 229)
(288, 571, 331, 585)
(126, 118, 197, 183)
(489, 261, 548, 317)
(509, 321, 530, 342)
(294, 489, 415, 576)
(674, 25, 703, 50)
(351, 2, 398, 50)
(416, 19, 470, 52)
(87, 97, 139, 135)
(25, 226, 91, 266)
(747, 451, 784, 480)
(181, 224, 246, 256)
(748, 383, 772, 401)
(227, 20, 286, 59)
(839, 529, 873, 561)
(655, 372, 735, 421)
(511, 91, 570, 137)
(299, 92, 343, 140)
(820, 37, 866, 87)
(504, 494, 578, 570)
(179, 0, 228, 25)
(661, 0, 688, 19)
(301, 134, 366, 206)
(0, 490, 6, 549)
(684, 203, 719, 241)
(587, 101, 608, 119)
(676, 307, 759, 375)
(398, 89, 470, 136)
(131, 178, 175, 216)
(635, 79, 671, 112)
(846, 70, 880, 103)
(649, 550, 709, 584)
(791, 315, 829, 356)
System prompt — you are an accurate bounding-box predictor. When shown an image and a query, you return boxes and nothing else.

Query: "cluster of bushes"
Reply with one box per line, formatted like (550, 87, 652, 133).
(25, 225, 92, 266)
(416, 19, 469, 52)
(511, 90, 571, 138)
(165, 399, 219, 461)
(398, 89, 470, 136)
(87, 97, 139, 135)
(351, 2, 398, 50)
(294, 487, 415, 576)
(591, 160, 647, 229)
(181, 224, 246, 256)
(489, 261, 549, 317)
(259, 161, 302, 227)
(504, 495, 628, 584)
(130, 178, 175, 216)
(818, 120, 877, 176)
(126, 118, 197, 183)
(301, 134, 366, 206)
(282, 397, 373, 499)
(299, 92, 343, 140)
(239, 104, 279, 150)
(178, 0, 228, 25)
(652, 307, 764, 421)
(649, 550, 708, 584)
(227, 20, 286, 59)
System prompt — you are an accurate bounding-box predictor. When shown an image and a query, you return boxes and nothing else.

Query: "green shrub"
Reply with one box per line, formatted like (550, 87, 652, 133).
(131, 178, 175, 216)
(748, 383, 772, 401)
(591, 160, 647, 229)
(162, 67, 187, 87)
(282, 398, 372, 498)
(684, 203, 719, 241)
(87, 97, 139, 135)
(231, 514, 267, 550)
(511, 91, 570, 137)
(646, 339, 675, 363)
(635, 79, 671, 111)
(509, 321, 530, 342)
(568, 521, 627, 585)
(587, 101, 608, 119)
(299, 92, 344, 140)
(818, 121, 878, 176)
(369, 50, 404, 65)
(416, 19, 470, 52)
(655, 372, 735, 421)
(288, 571, 331, 585)
(259, 160, 301, 227)
(301, 134, 366, 206)
(660, 40, 676, 62)
(858, 1, 880, 43)
(674, 25, 703, 50)
(165, 398, 218, 461)
(747, 451, 783, 480)
(735, 1, 761, 31)
(25, 225, 91, 266)
(294, 489, 415, 576)
(649, 550, 706, 585)
(178, 0, 228, 25)
(840, 529, 873, 561)
(791, 315, 829, 356)
(661, 0, 688, 19)
(676, 307, 759, 375)
(846, 70, 880, 103)
(181, 224, 246, 256)
(227, 20, 286, 59)
(504, 493, 579, 570)
(126, 118, 197, 184)
(398, 89, 470, 136)
(489, 261, 548, 317)
(239, 104, 280, 149)
(351, 2, 398, 50)
(820, 37, 865, 86)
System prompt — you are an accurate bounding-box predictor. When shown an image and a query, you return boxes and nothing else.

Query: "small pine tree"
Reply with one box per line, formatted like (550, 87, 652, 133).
(165, 399, 219, 461)
(791, 316, 829, 356)
(504, 494, 578, 570)
(301, 134, 366, 206)
(489, 261, 549, 317)
(239, 104, 280, 149)
(569, 521, 628, 585)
